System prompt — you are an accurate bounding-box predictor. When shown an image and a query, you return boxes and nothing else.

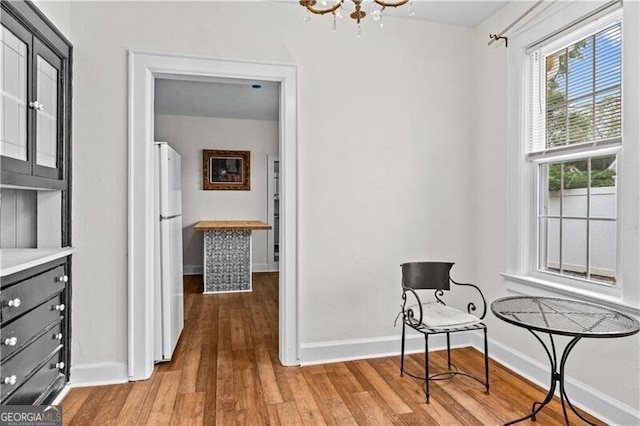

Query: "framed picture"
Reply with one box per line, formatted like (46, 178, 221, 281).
(203, 149, 251, 191)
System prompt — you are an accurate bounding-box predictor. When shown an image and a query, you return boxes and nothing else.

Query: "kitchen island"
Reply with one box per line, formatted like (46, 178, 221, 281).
(193, 220, 271, 293)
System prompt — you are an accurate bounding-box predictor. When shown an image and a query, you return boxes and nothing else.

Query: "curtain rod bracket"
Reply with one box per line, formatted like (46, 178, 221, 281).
(487, 0, 545, 47)
(489, 34, 508, 47)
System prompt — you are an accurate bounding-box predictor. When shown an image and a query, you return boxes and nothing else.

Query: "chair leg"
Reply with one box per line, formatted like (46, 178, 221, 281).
(400, 322, 406, 376)
(446, 332, 452, 369)
(484, 326, 490, 393)
(425, 334, 430, 403)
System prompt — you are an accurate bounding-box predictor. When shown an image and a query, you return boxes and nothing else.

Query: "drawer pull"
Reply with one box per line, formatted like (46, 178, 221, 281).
(54, 333, 63, 340)
(53, 304, 65, 312)
(57, 275, 69, 283)
(3, 375, 17, 385)
(5, 298, 21, 308)
(3, 337, 18, 346)
(55, 362, 65, 370)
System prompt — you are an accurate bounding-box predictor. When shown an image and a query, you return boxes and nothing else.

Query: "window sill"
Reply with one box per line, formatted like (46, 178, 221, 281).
(501, 273, 640, 317)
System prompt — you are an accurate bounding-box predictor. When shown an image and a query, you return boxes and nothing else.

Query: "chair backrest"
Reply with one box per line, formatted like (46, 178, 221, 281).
(401, 262, 454, 291)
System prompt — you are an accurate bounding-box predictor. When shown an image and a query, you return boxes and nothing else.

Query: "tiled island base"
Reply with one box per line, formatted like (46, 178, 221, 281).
(194, 220, 272, 294)
(204, 230, 251, 293)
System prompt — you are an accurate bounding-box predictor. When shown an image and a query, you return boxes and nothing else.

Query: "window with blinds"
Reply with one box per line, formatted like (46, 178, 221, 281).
(527, 9, 622, 286)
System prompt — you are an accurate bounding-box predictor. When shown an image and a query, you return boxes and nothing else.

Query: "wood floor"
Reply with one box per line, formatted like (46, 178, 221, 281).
(61, 273, 604, 425)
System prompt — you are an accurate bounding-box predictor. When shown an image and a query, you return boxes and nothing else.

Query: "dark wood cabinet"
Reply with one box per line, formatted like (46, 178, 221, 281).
(1, 259, 70, 405)
(1, 0, 72, 406)
(1, 0, 72, 191)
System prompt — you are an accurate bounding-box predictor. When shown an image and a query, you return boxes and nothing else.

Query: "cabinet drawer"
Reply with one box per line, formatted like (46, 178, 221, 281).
(1, 265, 66, 322)
(0, 321, 62, 401)
(2, 347, 64, 405)
(1, 293, 64, 359)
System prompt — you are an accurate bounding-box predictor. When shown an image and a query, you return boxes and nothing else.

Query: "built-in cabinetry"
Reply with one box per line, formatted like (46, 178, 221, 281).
(1, 0, 72, 405)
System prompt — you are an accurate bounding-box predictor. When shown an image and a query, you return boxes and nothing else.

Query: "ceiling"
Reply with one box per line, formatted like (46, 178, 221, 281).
(154, 1, 508, 122)
(380, 1, 507, 27)
(155, 77, 281, 121)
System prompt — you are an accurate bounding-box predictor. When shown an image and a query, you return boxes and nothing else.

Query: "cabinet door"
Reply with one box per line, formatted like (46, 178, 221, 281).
(32, 39, 63, 180)
(0, 16, 31, 175)
(0, 14, 65, 183)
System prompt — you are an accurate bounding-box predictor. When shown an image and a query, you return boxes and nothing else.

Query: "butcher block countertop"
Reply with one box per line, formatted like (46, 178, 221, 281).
(193, 220, 271, 231)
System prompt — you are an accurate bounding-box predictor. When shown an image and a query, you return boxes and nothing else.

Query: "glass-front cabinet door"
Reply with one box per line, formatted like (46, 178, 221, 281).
(1, 15, 65, 184)
(1, 17, 30, 174)
(33, 39, 62, 179)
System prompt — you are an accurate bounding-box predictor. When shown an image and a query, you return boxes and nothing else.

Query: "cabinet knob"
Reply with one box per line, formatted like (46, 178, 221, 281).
(53, 304, 65, 312)
(6, 298, 21, 308)
(53, 333, 63, 340)
(55, 362, 65, 370)
(29, 100, 44, 111)
(3, 337, 18, 346)
(57, 275, 69, 283)
(3, 375, 17, 385)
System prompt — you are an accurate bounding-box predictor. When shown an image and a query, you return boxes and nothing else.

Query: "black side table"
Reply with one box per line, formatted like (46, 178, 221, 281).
(491, 296, 639, 425)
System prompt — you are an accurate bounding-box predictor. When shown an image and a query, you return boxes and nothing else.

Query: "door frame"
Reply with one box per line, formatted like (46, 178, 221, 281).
(127, 50, 299, 380)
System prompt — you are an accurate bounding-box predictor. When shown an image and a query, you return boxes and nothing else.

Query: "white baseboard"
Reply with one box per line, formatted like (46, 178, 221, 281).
(183, 264, 277, 275)
(299, 331, 638, 425)
(466, 333, 640, 426)
(183, 265, 203, 275)
(51, 385, 71, 405)
(69, 362, 129, 387)
(251, 263, 271, 273)
(299, 330, 473, 366)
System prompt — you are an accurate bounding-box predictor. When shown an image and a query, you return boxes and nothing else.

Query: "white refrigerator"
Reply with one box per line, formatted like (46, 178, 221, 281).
(154, 142, 184, 362)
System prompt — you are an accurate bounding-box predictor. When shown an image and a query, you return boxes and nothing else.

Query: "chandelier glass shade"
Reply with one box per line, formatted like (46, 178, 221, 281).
(300, 0, 414, 35)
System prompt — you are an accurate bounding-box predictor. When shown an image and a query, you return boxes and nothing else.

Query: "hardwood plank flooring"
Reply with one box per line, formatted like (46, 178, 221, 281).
(61, 273, 605, 425)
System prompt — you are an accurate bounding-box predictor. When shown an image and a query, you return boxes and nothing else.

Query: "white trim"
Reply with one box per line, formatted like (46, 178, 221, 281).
(251, 263, 271, 273)
(299, 332, 474, 366)
(50, 385, 71, 405)
(506, 1, 640, 308)
(69, 362, 129, 387)
(503, 273, 640, 316)
(182, 265, 203, 275)
(128, 51, 299, 381)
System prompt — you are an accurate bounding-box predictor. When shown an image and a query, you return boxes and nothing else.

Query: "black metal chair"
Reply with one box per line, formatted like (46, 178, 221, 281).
(399, 261, 489, 403)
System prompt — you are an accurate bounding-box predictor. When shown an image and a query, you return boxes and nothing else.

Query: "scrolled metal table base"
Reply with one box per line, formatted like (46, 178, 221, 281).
(505, 331, 595, 426)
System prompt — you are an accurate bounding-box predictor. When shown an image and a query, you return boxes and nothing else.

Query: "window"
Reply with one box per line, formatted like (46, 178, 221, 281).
(528, 13, 622, 286)
(505, 1, 640, 309)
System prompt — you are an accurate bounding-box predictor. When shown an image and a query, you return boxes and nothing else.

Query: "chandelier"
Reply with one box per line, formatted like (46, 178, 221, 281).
(300, 0, 415, 35)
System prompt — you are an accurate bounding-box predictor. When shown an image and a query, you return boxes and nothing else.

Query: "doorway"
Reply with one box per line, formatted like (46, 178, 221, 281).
(127, 51, 299, 380)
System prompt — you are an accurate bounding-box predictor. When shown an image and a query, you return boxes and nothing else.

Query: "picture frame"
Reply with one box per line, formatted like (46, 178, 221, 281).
(203, 149, 251, 191)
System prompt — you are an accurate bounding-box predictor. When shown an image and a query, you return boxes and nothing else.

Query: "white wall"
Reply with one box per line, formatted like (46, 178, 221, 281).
(33, 0, 638, 418)
(68, 0, 473, 370)
(154, 114, 278, 273)
(33, 0, 71, 40)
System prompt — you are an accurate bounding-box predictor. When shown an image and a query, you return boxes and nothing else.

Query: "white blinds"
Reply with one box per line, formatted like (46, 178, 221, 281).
(527, 13, 622, 156)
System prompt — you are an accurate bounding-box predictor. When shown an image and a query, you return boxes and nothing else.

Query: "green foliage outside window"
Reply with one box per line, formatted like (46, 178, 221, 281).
(547, 158, 616, 192)
(545, 26, 621, 148)
(544, 24, 620, 192)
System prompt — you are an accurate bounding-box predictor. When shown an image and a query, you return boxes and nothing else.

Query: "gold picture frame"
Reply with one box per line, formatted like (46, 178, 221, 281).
(203, 149, 250, 191)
